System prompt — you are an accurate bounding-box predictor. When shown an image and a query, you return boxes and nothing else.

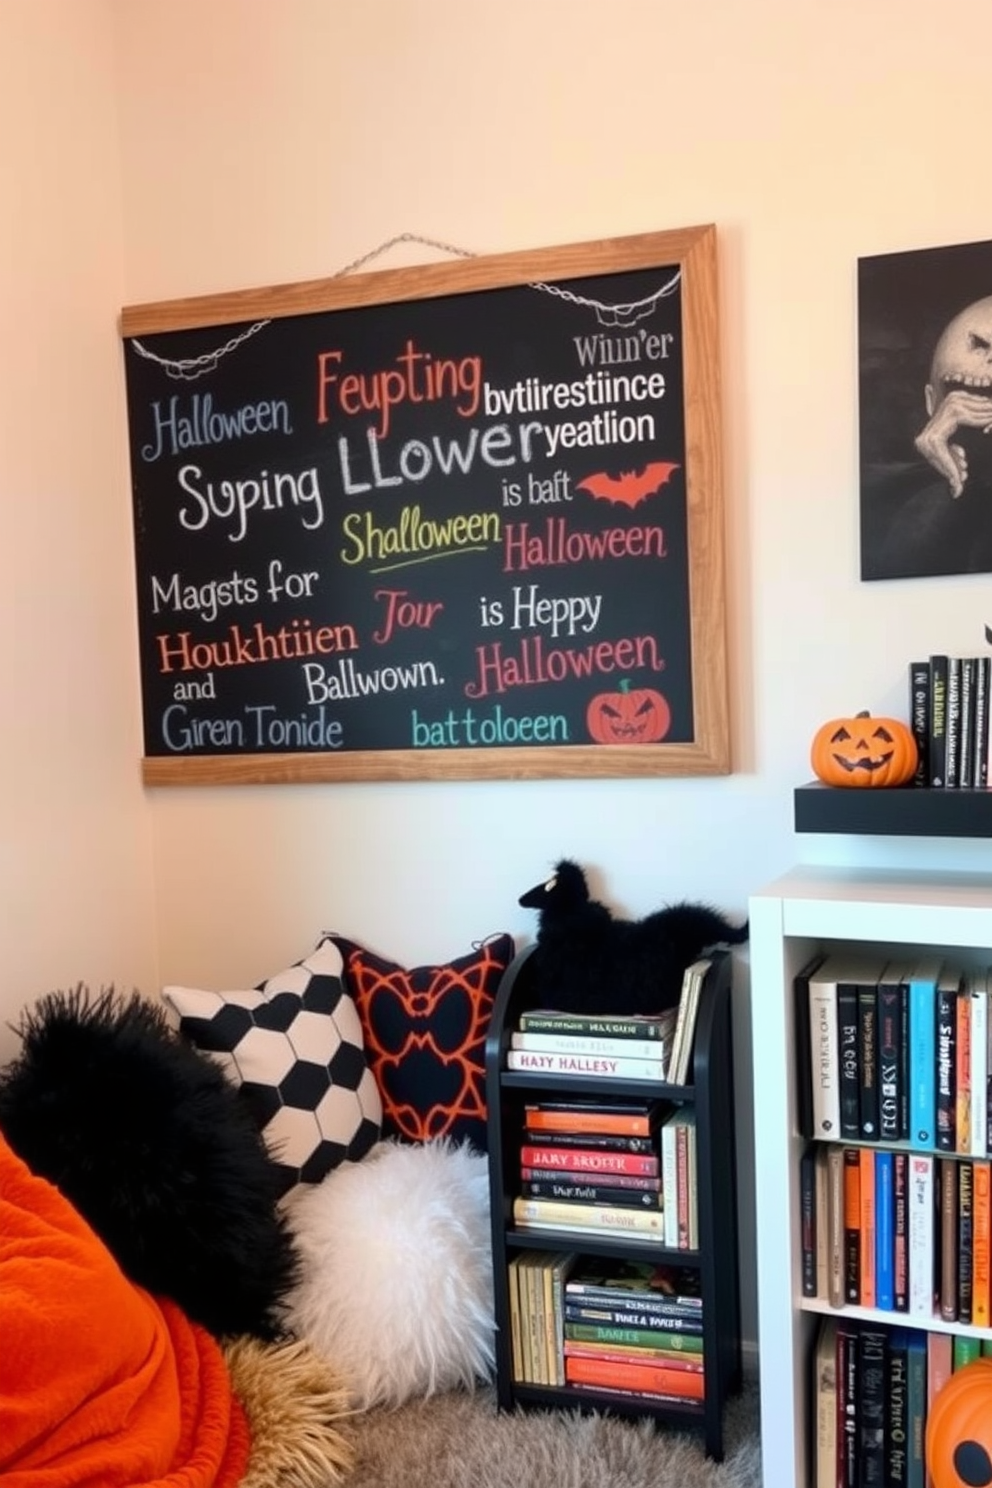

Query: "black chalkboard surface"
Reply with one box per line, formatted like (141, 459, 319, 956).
(120, 226, 729, 785)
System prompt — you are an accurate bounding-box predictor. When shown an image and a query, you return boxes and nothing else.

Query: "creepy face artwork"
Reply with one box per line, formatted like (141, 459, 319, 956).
(859, 239, 992, 582)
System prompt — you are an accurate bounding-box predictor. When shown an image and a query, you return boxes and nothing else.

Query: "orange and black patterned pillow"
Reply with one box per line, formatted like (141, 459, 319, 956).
(331, 933, 516, 1152)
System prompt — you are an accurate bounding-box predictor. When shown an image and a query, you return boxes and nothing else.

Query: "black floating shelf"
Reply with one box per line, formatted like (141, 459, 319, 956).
(794, 781, 992, 838)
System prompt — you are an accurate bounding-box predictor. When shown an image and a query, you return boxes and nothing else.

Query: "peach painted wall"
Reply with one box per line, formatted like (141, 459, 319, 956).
(0, 3, 156, 1064)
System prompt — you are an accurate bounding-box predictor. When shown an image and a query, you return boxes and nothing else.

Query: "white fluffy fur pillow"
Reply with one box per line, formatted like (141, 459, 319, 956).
(282, 1137, 495, 1410)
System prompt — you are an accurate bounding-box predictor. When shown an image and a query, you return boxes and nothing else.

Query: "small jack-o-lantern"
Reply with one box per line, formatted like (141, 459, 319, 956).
(810, 710, 918, 788)
(586, 680, 671, 745)
(927, 1358, 992, 1488)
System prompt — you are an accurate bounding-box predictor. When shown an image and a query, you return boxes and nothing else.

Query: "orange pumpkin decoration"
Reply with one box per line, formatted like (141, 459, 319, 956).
(586, 680, 671, 745)
(810, 709, 918, 788)
(926, 1357, 992, 1488)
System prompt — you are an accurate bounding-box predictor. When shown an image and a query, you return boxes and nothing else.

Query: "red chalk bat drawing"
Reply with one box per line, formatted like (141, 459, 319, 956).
(576, 462, 680, 509)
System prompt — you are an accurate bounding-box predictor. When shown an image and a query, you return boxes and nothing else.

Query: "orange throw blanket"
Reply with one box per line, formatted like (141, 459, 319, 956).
(0, 1132, 250, 1487)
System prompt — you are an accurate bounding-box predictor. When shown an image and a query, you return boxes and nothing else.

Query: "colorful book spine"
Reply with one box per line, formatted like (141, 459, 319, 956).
(958, 1158, 974, 1324)
(521, 1166, 661, 1190)
(519, 1145, 659, 1176)
(893, 1151, 909, 1312)
(564, 1354, 704, 1398)
(956, 983, 972, 1154)
(971, 972, 988, 1158)
(844, 1147, 862, 1306)
(973, 1159, 991, 1327)
(564, 1320, 703, 1353)
(875, 1149, 895, 1312)
(908, 955, 941, 1149)
(859, 1147, 877, 1309)
(523, 1103, 659, 1136)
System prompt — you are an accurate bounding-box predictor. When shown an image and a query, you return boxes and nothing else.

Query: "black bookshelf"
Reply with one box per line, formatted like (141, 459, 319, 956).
(794, 782, 992, 837)
(484, 945, 742, 1461)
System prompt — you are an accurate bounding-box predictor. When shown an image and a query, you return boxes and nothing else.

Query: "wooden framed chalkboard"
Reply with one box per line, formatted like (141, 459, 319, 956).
(120, 225, 730, 785)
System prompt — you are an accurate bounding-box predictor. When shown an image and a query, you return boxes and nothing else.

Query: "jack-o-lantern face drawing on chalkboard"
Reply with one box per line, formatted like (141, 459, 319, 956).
(586, 680, 672, 745)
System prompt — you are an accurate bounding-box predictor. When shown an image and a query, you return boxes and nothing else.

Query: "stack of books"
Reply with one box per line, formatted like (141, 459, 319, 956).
(909, 654, 991, 788)
(505, 955, 713, 1085)
(513, 1098, 667, 1238)
(562, 1258, 704, 1403)
(505, 1004, 679, 1081)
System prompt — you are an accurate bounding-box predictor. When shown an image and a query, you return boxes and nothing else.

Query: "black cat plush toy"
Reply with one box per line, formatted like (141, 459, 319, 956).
(519, 859, 748, 1017)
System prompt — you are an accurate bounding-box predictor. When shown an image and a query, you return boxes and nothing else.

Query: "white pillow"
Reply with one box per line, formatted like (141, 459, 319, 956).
(283, 1137, 495, 1409)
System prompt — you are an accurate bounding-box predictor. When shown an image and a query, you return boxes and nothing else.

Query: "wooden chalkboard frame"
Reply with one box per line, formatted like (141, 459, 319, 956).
(121, 225, 729, 785)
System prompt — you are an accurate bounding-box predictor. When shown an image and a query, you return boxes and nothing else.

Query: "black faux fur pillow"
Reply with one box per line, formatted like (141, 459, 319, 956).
(0, 984, 298, 1340)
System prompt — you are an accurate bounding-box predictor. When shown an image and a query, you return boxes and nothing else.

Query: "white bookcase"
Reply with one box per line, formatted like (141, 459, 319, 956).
(748, 864, 992, 1488)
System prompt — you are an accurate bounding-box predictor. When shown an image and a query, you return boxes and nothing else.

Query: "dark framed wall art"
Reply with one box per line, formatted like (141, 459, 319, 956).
(859, 235, 992, 582)
(120, 225, 730, 785)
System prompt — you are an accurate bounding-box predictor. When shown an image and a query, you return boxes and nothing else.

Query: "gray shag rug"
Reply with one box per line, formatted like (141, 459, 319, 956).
(343, 1380, 762, 1488)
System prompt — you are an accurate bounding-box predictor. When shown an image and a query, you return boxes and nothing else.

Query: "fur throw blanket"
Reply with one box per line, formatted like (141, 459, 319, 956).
(0, 1130, 250, 1487)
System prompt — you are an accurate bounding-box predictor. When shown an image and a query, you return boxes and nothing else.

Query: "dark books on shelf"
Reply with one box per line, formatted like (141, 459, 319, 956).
(909, 654, 991, 788)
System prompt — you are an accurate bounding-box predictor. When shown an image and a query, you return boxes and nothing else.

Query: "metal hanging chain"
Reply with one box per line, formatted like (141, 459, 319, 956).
(129, 232, 680, 380)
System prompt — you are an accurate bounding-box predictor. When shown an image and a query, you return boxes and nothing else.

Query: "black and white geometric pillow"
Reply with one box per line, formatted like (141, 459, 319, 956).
(163, 936, 382, 1197)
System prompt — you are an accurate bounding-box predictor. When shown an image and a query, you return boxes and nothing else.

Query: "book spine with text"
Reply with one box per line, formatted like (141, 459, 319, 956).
(908, 956, 941, 1148)
(929, 654, 948, 786)
(511, 1030, 670, 1061)
(564, 1302, 701, 1333)
(508, 1049, 670, 1079)
(809, 968, 841, 1138)
(858, 978, 880, 1139)
(877, 972, 905, 1141)
(893, 1151, 909, 1312)
(564, 1354, 704, 1398)
(958, 1157, 974, 1323)
(960, 656, 976, 787)
(973, 1159, 991, 1327)
(520, 1129, 658, 1153)
(838, 979, 861, 1141)
(874, 1149, 894, 1312)
(521, 1177, 662, 1208)
(844, 1147, 862, 1305)
(907, 1153, 935, 1318)
(946, 655, 961, 788)
(909, 660, 930, 787)
(564, 1319, 703, 1352)
(520, 1145, 659, 1176)
(971, 972, 988, 1158)
(936, 970, 960, 1152)
(976, 656, 991, 785)
(523, 1103, 658, 1136)
(521, 1166, 661, 1190)
(518, 1010, 675, 1039)
(513, 1196, 665, 1236)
